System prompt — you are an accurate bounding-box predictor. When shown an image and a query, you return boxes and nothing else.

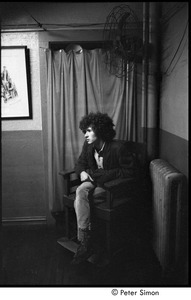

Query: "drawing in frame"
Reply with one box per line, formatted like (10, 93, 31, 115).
(1, 46, 32, 120)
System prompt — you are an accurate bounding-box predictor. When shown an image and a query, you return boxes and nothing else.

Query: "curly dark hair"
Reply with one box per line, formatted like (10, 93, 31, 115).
(79, 112, 116, 142)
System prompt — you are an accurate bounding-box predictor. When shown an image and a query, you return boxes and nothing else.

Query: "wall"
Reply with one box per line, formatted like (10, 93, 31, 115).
(159, 3, 188, 178)
(1, 32, 47, 223)
(159, 2, 188, 281)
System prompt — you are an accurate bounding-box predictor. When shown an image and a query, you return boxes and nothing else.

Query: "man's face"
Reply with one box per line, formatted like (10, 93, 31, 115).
(84, 126, 97, 144)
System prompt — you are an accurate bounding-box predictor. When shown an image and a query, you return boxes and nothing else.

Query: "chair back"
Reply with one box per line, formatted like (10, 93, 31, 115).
(124, 141, 147, 169)
(122, 141, 149, 191)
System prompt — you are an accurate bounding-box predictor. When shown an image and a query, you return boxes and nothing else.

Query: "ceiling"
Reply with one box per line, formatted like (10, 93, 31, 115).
(0, 2, 143, 31)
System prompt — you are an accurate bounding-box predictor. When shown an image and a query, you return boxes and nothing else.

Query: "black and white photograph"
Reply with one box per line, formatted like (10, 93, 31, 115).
(0, 2, 189, 299)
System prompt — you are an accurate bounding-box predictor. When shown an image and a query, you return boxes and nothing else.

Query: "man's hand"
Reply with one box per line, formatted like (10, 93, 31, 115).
(80, 171, 93, 182)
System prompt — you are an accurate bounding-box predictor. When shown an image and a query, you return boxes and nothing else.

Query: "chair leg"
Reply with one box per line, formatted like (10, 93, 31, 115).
(105, 222, 112, 261)
(105, 220, 123, 262)
(65, 206, 70, 238)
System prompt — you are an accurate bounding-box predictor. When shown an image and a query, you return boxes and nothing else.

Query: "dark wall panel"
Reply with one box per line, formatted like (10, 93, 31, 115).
(159, 129, 188, 178)
(2, 130, 46, 221)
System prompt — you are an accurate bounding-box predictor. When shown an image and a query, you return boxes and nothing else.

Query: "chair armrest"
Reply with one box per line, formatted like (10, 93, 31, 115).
(59, 169, 75, 179)
(99, 177, 136, 210)
(104, 177, 136, 192)
(59, 169, 80, 196)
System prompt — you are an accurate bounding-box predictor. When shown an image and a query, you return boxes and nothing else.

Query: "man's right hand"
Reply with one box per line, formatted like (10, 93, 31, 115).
(80, 171, 93, 182)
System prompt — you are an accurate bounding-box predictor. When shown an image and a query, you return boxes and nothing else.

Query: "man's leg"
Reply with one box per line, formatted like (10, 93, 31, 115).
(74, 181, 96, 238)
(72, 181, 95, 264)
(90, 186, 107, 262)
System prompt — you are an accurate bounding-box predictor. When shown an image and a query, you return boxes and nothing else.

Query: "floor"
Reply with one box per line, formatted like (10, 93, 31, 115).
(0, 223, 188, 287)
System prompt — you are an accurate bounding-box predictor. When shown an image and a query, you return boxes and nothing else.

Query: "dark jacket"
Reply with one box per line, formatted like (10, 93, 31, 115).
(75, 140, 138, 185)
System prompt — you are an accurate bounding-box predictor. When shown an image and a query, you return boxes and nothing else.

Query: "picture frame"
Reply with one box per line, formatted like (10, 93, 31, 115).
(1, 46, 32, 120)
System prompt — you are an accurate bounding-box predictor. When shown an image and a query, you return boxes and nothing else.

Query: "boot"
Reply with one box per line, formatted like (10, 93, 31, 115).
(71, 228, 93, 265)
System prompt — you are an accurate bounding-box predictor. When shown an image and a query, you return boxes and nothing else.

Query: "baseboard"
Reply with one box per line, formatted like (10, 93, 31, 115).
(2, 216, 47, 226)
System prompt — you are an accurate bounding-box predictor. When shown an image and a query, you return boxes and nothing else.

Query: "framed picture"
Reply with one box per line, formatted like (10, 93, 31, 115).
(1, 46, 32, 120)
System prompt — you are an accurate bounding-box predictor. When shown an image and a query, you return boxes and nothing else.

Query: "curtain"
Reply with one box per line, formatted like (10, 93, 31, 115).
(45, 48, 137, 212)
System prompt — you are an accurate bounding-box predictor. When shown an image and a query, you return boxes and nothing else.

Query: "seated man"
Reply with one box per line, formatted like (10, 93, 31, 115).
(72, 111, 138, 264)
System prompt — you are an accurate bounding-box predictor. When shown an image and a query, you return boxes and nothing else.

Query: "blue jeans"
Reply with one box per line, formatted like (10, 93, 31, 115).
(74, 181, 106, 241)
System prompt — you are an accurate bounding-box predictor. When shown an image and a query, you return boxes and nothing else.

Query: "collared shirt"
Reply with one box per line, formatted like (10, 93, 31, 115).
(94, 142, 105, 169)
